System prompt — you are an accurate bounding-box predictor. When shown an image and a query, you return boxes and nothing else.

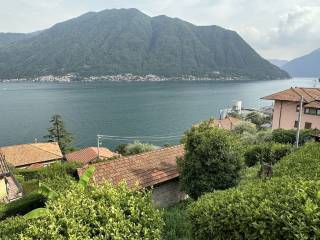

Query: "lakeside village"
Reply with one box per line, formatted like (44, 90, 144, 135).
(0, 72, 255, 83)
(1, 87, 320, 239)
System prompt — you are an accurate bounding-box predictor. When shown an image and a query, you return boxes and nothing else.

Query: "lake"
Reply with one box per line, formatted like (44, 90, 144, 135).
(0, 78, 316, 149)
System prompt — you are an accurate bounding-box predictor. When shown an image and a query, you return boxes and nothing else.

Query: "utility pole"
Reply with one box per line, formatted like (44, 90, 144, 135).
(97, 134, 101, 159)
(295, 96, 304, 148)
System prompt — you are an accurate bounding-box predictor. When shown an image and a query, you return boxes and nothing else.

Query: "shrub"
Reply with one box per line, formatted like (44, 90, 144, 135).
(0, 217, 28, 240)
(245, 112, 271, 129)
(162, 201, 192, 240)
(188, 177, 320, 240)
(16, 162, 80, 193)
(178, 122, 243, 199)
(272, 128, 314, 145)
(115, 141, 157, 156)
(273, 142, 320, 179)
(21, 182, 164, 239)
(233, 121, 257, 135)
(244, 143, 292, 167)
(0, 193, 45, 220)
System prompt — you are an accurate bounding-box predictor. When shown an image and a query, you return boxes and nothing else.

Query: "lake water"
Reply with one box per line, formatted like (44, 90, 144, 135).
(0, 78, 316, 149)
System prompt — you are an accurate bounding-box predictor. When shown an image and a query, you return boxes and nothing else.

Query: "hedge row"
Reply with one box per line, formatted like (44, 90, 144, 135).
(188, 142, 320, 240)
(244, 142, 292, 167)
(188, 177, 320, 240)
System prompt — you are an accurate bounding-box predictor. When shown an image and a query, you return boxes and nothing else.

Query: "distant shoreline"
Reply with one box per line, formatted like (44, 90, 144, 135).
(0, 73, 292, 83)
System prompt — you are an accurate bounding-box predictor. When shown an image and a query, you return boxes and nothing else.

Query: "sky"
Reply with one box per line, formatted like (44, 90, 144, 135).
(0, 0, 319, 60)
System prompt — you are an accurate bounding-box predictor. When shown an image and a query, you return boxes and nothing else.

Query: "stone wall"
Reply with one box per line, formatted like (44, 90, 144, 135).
(151, 178, 186, 207)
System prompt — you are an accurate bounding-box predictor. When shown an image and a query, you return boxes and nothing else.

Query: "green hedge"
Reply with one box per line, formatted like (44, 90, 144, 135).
(20, 182, 164, 239)
(0, 193, 45, 220)
(273, 142, 320, 179)
(188, 177, 320, 240)
(244, 142, 292, 167)
(0, 217, 28, 240)
(271, 128, 315, 145)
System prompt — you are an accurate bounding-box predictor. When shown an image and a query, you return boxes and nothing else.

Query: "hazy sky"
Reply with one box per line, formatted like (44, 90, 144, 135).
(1, 0, 319, 60)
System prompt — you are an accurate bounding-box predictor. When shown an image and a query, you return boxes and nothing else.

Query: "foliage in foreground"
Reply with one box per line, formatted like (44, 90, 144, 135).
(179, 122, 243, 199)
(271, 128, 315, 145)
(1, 183, 163, 240)
(187, 142, 320, 240)
(162, 201, 192, 240)
(188, 177, 320, 240)
(244, 142, 292, 167)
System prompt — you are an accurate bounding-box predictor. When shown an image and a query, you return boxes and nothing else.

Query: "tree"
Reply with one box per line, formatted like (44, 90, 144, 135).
(115, 141, 157, 156)
(44, 114, 73, 153)
(245, 112, 271, 129)
(178, 122, 243, 199)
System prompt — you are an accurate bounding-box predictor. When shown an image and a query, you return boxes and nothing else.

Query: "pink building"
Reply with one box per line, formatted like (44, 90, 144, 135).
(262, 87, 320, 130)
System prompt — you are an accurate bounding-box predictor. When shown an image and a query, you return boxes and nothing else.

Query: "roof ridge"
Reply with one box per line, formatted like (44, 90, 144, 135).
(28, 143, 62, 158)
(89, 144, 184, 168)
(299, 87, 316, 101)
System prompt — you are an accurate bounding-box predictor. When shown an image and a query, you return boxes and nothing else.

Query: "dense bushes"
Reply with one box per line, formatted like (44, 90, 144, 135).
(0, 193, 45, 220)
(187, 142, 320, 240)
(0, 217, 28, 240)
(273, 142, 320, 179)
(244, 142, 292, 167)
(272, 128, 315, 145)
(115, 141, 157, 156)
(188, 177, 320, 240)
(16, 162, 81, 193)
(19, 183, 163, 239)
(179, 122, 243, 199)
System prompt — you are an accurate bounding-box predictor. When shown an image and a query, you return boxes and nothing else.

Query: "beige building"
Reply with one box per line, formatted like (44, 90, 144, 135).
(0, 153, 23, 203)
(262, 87, 320, 130)
(0, 142, 63, 169)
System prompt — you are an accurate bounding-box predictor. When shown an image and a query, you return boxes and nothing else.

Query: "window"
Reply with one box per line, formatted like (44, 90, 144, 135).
(294, 121, 299, 128)
(304, 107, 320, 116)
(305, 122, 312, 129)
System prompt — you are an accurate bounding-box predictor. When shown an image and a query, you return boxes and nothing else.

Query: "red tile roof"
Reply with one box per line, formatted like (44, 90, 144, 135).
(0, 142, 63, 167)
(304, 100, 320, 109)
(78, 145, 185, 189)
(65, 147, 120, 165)
(262, 87, 320, 103)
(211, 117, 241, 130)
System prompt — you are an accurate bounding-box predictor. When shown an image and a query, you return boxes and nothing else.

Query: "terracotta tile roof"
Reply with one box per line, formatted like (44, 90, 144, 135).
(78, 145, 185, 189)
(262, 87, 320, 103)
(0, 142, 63, 167)
(304, 100, 320, 109)
(0, 153, 10, 176)
(65, 147, 120, 165)
(210, 117, 241, 130)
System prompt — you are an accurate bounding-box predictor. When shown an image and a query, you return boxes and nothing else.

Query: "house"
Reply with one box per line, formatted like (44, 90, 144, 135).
(262, 87, 320, 130)
(78, 145, 185, 207)
(65, 147, 120, 165)
(0, 153, 23, 203)
(210, 116, 241, 130)
(0, 142, 63, 169)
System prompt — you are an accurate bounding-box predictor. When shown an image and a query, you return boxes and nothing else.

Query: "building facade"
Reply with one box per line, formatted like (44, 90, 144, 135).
(262, 87, 320, 130)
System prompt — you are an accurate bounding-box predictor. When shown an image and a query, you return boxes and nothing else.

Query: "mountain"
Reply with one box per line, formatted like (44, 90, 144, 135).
(0, 33, 29, 47)
(0, 8, 289, 80)
(283, 49, 320, 77)
(268, 59, 288, 68)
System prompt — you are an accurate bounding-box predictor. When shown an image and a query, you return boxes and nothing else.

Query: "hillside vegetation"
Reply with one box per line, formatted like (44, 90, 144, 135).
(0, 8, 289, 80)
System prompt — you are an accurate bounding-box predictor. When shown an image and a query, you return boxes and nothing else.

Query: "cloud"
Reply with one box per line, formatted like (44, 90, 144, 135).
(239, 5, 320, 59)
